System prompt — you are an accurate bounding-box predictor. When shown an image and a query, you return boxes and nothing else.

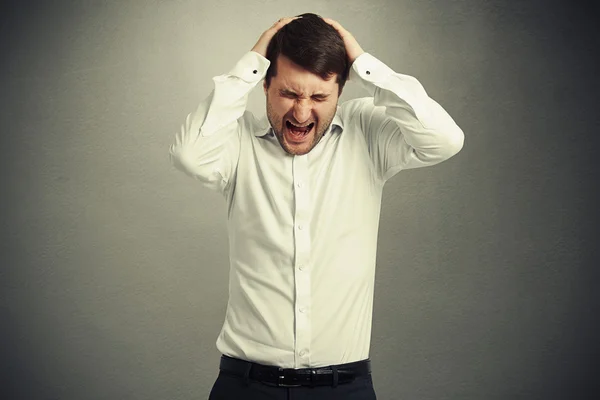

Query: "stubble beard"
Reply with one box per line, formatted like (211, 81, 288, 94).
(266, 96, 336, 156)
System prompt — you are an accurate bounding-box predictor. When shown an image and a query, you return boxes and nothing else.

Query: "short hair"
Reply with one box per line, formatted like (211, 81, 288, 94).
(264, 13, 350, 95)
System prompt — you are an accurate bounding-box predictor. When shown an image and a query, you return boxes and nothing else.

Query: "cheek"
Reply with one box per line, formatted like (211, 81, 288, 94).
(271, 94, 289, 105)
(315, 104, 335, 122)
(268, 93, 283, 108)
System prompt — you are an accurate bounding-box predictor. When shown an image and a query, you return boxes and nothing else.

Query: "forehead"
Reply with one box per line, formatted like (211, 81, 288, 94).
(272, 55, 338, 94)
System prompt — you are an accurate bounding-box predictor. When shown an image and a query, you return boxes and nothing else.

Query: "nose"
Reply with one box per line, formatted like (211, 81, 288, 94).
(292, 100, 312, 124)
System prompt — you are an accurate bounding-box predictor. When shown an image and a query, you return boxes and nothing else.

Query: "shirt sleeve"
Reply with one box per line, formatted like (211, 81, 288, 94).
(169, 51, 270, 193)
(348, 52, 465, 182)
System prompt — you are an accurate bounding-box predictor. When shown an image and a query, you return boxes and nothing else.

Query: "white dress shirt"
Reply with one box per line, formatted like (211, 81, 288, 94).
(169, 51, 464, 368)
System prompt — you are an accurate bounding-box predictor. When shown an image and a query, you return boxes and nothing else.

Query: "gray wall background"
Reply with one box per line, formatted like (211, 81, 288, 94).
(1, 0, 597, 399)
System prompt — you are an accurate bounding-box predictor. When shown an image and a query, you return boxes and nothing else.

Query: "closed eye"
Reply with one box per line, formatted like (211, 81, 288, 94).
(279, 90, 297, 99)
(279, 90, 329, 102)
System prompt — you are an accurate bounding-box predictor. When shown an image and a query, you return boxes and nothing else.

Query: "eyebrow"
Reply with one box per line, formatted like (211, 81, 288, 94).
(279, 89, 330, 98)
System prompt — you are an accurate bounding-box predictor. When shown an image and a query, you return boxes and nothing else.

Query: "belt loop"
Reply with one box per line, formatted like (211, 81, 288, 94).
(331, 365, 339, 388)
(242, 361, 252, 386)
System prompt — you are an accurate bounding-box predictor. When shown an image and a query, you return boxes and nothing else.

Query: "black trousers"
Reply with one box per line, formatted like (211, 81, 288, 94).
(208, 363, 377, 400)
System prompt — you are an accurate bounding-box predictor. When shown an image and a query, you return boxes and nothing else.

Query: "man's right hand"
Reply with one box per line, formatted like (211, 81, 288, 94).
(251, 17, 301, 58)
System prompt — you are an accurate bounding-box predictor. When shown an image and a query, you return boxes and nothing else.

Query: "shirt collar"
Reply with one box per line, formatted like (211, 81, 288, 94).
(254, 108, 345, 138)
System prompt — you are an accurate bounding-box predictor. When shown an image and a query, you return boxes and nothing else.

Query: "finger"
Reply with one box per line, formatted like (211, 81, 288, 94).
(323, 18, 347, 34)
(267, 16, 300, 36)
(323, 18, 340, 27)
(273, 16, 300, 27)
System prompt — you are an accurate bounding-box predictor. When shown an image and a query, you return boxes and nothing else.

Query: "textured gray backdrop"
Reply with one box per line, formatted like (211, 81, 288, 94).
(1, 0, 597, 399)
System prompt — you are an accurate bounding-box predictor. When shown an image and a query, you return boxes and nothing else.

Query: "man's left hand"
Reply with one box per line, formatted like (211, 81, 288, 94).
(323, 18, 365, 64)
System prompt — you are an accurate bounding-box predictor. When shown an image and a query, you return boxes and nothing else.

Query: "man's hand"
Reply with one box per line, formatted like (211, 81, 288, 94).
(323, 18, 365, 64)
(251, 17, 301, 58)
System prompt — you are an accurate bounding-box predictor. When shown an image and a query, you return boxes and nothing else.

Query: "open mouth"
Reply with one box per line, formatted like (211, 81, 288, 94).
(285, 121, 315, 142)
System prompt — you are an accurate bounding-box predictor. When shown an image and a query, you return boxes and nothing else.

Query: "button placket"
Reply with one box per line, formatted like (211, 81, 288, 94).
(292, 155, 312, 367)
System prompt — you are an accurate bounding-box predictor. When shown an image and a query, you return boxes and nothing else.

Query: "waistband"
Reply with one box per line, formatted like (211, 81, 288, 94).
(219, 355, 372, 387)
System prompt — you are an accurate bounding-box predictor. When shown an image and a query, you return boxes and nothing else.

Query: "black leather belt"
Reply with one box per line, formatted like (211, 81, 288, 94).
(219, 355, 371, 387)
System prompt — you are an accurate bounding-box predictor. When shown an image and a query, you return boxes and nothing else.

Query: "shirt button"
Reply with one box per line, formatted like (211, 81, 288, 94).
(253, 69, 258, 74)
(298, 265, 304, 271)
(299, 350, 306, 357)
(297, 181, 303, 188)
(299, 307, 306, 313)
(366, 70, 371, 75)
(298, 224, 303, 230)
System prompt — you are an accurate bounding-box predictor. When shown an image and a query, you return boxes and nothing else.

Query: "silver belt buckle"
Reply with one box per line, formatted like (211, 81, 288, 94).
(277, 367, 303, 387)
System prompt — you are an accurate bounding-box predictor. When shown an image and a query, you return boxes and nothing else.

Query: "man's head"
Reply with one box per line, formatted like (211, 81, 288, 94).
(263, 13, 349, 156)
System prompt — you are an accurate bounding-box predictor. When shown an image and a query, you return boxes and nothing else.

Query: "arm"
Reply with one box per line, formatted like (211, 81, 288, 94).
(325, 19, 465, 181)
(168, 52, 267, 193)
(169, 17, 299, 192)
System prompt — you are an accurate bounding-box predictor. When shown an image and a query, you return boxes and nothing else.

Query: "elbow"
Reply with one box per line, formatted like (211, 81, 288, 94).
(445, 125, 465, 158)
(169, 143, 196, 176)
(169, 143, 222, 184)
(169, 143, 182, 169)
(433, 123, 464, 161)
(172, 147, 205, 178)
(418, 125, 464, 164)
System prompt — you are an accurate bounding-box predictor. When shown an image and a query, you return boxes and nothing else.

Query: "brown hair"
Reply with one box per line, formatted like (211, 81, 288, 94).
(264, 13, 350, 95)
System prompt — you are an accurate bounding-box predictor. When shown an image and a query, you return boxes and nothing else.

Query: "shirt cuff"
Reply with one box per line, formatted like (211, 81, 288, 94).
(350, 53, 395, 86)
(226, 51, 271, 83)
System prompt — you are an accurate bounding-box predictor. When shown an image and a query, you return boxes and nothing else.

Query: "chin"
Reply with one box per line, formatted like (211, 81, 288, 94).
(280, 140, 310, 155)
(285, 146, 312, 156)
(283, 132, 319, 155)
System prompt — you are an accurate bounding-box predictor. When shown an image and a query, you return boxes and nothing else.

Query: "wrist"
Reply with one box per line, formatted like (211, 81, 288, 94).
(349, 49, 365, 65)
(251, 44, 267, 58)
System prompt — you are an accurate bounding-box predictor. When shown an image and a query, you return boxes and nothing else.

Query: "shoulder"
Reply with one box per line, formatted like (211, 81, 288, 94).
(339, 97, 374, 112)
(337, 97, 381, 128)
(338, 97, 377, 120)
(238, 110, 270, 136)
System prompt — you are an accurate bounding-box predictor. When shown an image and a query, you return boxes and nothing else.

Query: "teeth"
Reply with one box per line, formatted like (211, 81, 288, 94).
(288, 121, 313, 128)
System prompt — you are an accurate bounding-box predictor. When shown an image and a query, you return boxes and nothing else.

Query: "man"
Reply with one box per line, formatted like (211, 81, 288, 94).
(169, 13, 464, 399)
